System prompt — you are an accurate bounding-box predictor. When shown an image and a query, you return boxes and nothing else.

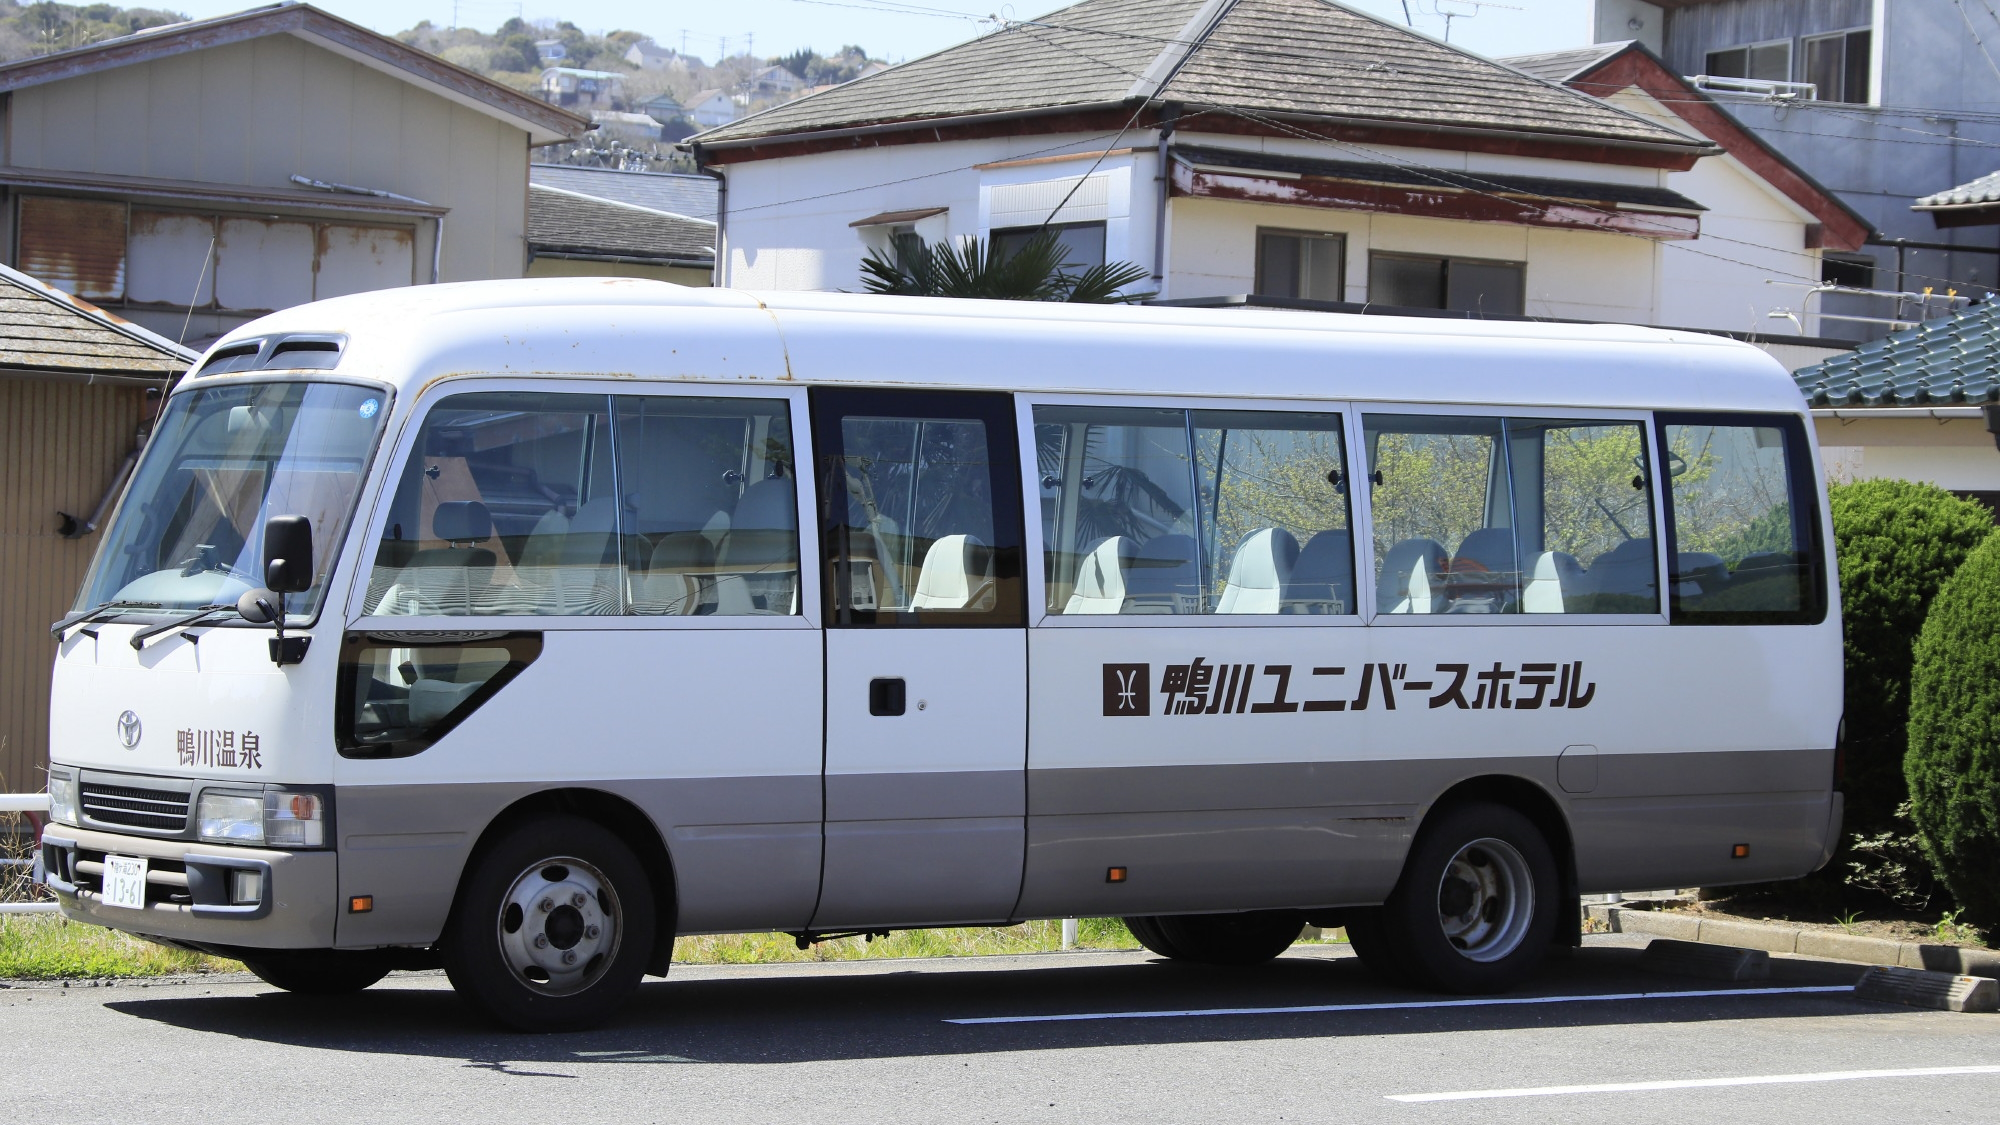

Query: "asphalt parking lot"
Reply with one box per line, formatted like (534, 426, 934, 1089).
(9, 934, 2000, 1124)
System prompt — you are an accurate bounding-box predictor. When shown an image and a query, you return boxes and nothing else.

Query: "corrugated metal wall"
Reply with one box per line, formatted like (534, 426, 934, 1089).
(0, 378, 143, 793)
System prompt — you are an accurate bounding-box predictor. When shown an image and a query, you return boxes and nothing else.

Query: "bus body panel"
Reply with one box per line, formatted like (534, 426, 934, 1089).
(42, 280, 1845, 956)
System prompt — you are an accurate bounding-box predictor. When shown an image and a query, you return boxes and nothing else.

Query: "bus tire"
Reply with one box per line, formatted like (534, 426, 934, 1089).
(1123, 911, 1304, 966)
(1374, 800, 1558, 993)
(242, 950, 391, 995)
(441, 814, 655, 1032)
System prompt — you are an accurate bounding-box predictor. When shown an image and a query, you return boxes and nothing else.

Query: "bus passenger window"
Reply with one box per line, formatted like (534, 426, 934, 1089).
(1035, 405, 1354, 615)
(1364, 414, 1659, 616)
(1658, 416, 1824, 624)
(615, 395, 799, 616)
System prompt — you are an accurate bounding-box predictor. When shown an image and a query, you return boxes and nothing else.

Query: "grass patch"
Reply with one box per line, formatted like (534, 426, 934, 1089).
(675, 917, 1146, 964)
(0, 915, 241, 979)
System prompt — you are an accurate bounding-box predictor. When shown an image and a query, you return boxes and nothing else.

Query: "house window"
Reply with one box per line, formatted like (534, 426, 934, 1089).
(1822, 253, 1875, 290)
(1705, 39, 1792, 83)
(1804, 29, 1871, 103)
(991, 222, 1105, 271)
(1367, 252, 1525, 316)
(1255, 229, 1345, 302)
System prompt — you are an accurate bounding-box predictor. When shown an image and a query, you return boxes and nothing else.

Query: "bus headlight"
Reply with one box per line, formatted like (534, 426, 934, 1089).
(197, 792, 265, 844)
(47, 772, 77, 826)
(195, 789, 328, 848)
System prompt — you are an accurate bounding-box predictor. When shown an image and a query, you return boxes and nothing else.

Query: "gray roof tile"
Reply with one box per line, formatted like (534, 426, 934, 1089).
(530, 165, 719, 221)
(1795, 300, 2000, 406)
(0, 265, 191, 378)
(527, 184, 717, 263)
(1498, 42, 1629, 85)
(695, 0, 1695, 150)
(1916, 169, 2000, 210)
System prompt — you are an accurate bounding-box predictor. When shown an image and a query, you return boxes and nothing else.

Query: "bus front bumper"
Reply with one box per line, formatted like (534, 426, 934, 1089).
(39, 825, 337, 950)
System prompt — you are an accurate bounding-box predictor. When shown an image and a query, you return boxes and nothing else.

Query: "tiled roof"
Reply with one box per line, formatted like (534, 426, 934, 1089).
(527, 184, 716, 263)
(0, 262, 192, 381)
(1794, 299, 2000, 407)
(1498, 42, 1628, 85)
(529, 165, 718, 221)
(694, 0, 1698, 151)
(1916, 169, 2000, 210)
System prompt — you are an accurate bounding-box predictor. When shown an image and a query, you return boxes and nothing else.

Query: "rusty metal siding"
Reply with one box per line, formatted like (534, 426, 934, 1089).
(19, 196, 128, 301)
(0, 377, 142, 792)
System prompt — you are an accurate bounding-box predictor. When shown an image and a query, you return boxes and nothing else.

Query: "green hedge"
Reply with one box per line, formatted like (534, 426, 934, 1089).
(1830, 480, 1995, 840)
(1907, 528, 2000, 932)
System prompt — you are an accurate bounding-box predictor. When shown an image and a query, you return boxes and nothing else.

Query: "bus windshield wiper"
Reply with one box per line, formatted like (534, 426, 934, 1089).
(129, 604, 235, 651)
(49, 601, 162, 640)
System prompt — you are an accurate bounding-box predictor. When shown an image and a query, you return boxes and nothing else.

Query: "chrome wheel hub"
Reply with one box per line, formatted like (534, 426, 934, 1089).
(496, 856, 621, 996)
(1435, 837, 1533, 963)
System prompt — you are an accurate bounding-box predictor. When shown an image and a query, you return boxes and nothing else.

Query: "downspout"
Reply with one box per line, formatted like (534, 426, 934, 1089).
(1152, 102, 1179, 289)
(692, 142, 728, 288)
(288, 175, 444, 284)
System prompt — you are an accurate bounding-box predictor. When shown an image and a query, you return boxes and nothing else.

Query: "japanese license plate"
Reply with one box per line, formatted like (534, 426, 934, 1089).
(101, 855, 147, 910)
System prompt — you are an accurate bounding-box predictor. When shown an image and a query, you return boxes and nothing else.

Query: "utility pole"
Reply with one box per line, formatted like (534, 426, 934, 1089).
(747, 32, 754, 58)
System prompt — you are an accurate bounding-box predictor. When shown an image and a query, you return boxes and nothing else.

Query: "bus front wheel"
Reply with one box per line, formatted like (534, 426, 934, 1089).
(1349, 800, 1558, 993)
(441, 814, 656, 1032)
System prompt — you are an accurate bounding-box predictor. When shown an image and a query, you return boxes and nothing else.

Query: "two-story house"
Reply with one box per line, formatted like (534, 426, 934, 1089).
(692, 0, 1858, 345)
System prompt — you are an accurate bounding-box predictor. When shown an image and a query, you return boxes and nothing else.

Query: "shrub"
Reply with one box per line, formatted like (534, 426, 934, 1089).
(1906, 527, 2000, 932)
(1830, 480, 1994, 841)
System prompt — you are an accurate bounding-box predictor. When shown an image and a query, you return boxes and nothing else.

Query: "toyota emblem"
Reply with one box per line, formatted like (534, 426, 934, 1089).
(116, 710, 141, 749)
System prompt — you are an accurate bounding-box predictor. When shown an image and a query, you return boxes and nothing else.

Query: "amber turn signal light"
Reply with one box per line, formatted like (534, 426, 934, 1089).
(1732, 844, 1750, 859)
(348, 895, 374, 913)
(1106, 866, 1128, 883)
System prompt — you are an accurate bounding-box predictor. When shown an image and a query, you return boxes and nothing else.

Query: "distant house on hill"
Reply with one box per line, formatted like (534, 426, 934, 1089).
(540, 66, 624, 109)
(686, 89, 738, 128)
(741, 64, 805, 99)
(639, 92, 685, 123)
(0, 2, 588, 348)
(625, 39, 684, 71)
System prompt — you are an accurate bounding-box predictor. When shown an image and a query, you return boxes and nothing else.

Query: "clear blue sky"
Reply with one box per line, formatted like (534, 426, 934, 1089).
(164, 0, 1594, 66)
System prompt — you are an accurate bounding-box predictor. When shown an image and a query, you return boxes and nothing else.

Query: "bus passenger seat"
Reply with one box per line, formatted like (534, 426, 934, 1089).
(637, 533, 715, 615)
(1284, 530, 1354, 613)
(1576, 538, 1660, 607)
(1217, 528, 1299, 614)
(1522, 551, 1583, 613)
(911, 534, 993, 611)
(1378, 538, 1447, 614)
(1125, 534, 1197, 612)
(718, 476, 798, 569)
(1064, 536, 1132, 614)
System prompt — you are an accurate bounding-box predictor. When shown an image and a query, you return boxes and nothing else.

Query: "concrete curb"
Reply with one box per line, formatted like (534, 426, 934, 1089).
(1590, 903, 2000, 976)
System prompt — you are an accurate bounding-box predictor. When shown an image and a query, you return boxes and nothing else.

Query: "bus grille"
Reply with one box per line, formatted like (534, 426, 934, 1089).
(80, 782, 190, 832)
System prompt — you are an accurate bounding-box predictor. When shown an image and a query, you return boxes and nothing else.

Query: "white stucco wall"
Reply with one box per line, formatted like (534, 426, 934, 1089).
(1817, 416, 2000, 491)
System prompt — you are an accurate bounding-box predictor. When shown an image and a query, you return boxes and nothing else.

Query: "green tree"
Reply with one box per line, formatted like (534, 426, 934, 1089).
(859, 232, 1151, 304)
(1906, 526, 2000, 933)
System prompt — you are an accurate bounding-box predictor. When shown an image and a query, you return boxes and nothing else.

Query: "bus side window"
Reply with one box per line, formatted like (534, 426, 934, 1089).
(1657, 414, 1826, 625)
(1034, 404, 1355, 615)
(1363, 413, 1658, 616)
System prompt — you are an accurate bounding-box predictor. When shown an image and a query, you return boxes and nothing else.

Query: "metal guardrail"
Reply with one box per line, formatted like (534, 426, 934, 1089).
(0, 794, 48, 814)
(2, 793, 56, 912)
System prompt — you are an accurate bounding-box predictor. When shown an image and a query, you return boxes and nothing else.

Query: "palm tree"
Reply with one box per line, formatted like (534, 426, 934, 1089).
(859, 230, 1153, 303)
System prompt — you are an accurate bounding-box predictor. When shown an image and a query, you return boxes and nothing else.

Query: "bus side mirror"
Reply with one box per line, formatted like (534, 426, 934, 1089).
(263, 515, 314, 594)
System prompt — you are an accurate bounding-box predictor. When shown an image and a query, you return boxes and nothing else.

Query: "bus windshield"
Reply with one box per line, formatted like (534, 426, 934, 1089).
(75, 380, 390, 618)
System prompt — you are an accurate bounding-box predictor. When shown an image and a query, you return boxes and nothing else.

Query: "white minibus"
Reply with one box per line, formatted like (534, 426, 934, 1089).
(41, 280, 1842, 1031)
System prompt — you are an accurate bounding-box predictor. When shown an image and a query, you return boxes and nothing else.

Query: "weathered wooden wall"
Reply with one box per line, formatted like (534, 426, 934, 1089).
(0, 377, 142, 793)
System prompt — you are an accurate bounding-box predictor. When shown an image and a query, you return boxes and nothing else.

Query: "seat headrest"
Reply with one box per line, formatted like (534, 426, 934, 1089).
(1072, 536, 1132, 600)
(1225, 528, 1299, 591)
(432, 501, 491, 543)
(1453, 527, 1520, 574)
(732, 476, 797, 531)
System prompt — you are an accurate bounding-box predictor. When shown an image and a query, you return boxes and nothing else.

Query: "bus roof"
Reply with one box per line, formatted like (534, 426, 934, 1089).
(189, 278, 1807, 416)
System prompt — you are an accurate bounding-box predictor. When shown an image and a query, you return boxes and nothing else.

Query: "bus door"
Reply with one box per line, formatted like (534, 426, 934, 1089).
(807, 389, 1029, 929)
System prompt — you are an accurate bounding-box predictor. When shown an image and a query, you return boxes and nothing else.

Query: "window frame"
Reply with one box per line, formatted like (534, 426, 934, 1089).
(1018, 392, 1368, 629)
(1253, 227, 1347, 303)
(343, 377, 819, 632)
(1704, 37, 1795, 83)
(1802, 26, 1872, 104)
(1654, 410, 1829, 627)
(1366, 251, 1527, 316)
(1352, 403, 1669, 628)
(988, 220, 1108, 271)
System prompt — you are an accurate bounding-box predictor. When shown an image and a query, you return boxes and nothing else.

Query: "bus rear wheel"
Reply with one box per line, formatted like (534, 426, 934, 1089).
(1122, 911, 1305, 966)
(442, 814, 655, 1032)
(1353, 801, 1557, 993)
(242, 950, 391, 995)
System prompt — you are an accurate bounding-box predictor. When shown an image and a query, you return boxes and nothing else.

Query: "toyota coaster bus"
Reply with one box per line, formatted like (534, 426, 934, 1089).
(41, 280, 1842, 1031)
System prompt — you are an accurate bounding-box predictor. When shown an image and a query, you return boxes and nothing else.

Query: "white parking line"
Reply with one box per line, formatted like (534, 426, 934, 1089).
(944, 984, 1854, 1025)
(1387, 1064, 2000, 1103)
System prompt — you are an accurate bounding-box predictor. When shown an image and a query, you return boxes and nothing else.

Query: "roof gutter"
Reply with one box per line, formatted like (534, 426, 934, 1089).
(695, 98, 1719, 160)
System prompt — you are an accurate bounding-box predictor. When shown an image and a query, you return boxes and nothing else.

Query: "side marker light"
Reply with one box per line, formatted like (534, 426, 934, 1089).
(1732, 844, 1750, 859)
(1106, 866, 1128, 884)
(349, 895, 374, 913)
